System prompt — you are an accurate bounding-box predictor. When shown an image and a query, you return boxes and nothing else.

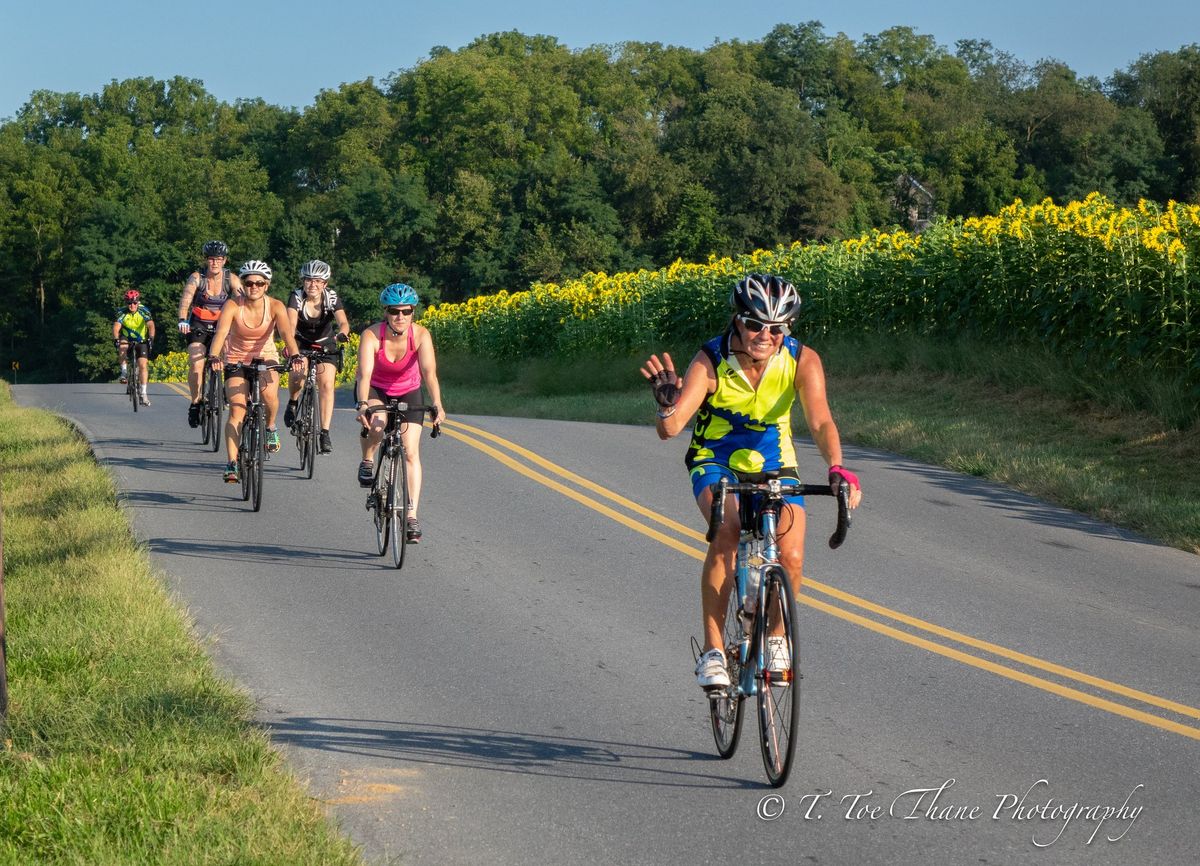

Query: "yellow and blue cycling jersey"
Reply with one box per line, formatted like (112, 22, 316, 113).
(115, 305, 154, 342)
(686, 332, 801, 481)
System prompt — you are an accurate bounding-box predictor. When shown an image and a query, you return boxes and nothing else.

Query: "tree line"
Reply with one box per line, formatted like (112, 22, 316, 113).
(1, 23, 1198, 380)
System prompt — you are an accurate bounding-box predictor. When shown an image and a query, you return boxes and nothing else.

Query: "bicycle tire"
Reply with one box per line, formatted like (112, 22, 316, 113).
(389, 444, 408, 569)
(372, 450, 391, 555)
(238, 412, 253, 502)
(709, 582, 745, 758)
(251, 410, 265, 512)
(302, 385, 318, 479)
(756, 565, 800, 787)
(207, 369, 223, 453)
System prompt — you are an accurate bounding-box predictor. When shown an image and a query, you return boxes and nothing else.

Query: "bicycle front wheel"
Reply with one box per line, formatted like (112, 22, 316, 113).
(389, 447, 408, 569)
(238, 416, 253, 502)
(372, 450, 391, 555)
(251, 411, 265, 512)
(206, 371, 223, 453)
(755, 565, 800, 787)
(302, 386, 318, 479)
(709, 581, 745, 758)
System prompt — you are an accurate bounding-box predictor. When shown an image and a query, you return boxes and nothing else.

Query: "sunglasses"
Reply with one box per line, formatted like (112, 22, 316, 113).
(243, 280, 268, 288)
(738, 315, 790, 336)
(385, 306, 415, 316)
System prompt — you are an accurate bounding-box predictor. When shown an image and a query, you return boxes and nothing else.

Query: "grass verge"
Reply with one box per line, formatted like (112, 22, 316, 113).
(435, 338, 1199, 554)
(0, 384, 362, 865)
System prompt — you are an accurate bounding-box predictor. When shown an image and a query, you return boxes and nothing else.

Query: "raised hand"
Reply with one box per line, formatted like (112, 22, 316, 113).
(640, 352, 680, 407)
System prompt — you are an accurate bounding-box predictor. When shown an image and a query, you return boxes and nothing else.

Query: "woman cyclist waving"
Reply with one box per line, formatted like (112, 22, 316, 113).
(641, 274, 863, 689)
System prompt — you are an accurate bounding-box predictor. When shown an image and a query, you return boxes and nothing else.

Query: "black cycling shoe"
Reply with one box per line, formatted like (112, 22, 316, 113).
(357, 460, 374, 487)
(405, 517, 422, 543)
(283, 401, 297, 429)
(319, 430, 332, 453)
(187, 402, 201, 428)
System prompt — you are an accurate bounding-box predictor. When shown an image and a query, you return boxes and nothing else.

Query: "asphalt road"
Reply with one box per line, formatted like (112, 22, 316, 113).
(12, 382, 1200, 866)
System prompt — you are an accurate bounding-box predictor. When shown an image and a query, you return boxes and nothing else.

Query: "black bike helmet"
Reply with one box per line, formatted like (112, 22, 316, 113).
(730, 274, 801, 322)
(202, 240, 229, 258)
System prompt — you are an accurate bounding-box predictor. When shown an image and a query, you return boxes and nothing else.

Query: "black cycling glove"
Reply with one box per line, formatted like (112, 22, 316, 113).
(647, 368, 680, 407)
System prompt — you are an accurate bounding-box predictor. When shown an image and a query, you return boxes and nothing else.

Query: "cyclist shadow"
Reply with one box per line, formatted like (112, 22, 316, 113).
(267, 716, 764, 789)
(148, 537, 379, 569)
(120, 490, 240, 513)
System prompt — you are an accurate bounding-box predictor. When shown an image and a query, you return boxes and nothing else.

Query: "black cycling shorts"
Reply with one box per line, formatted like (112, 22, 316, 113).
(368, 386, 427, 424)
(187, 325, 217, 348)
(121, 342, 150, 359)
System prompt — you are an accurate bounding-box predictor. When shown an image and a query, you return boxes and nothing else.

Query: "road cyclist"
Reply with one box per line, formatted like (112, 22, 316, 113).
(113, 289, 156, 407)
(354, 283, 446, 544)
(639, 274, 863, 693)
(283, 259, 351, 455)
(177, 240, 243, 428)
(206, 260, 304, 485)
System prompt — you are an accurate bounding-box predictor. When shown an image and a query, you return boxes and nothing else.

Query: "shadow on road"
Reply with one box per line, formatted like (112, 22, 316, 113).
(267, 715, 762, 789)
(148, 536, 378, 569)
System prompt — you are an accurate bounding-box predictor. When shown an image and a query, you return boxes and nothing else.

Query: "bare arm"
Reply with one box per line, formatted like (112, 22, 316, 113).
(795, 346, 862, 506)
(356, 326, 378, 404)
(333, 309, 351, 340)
(177, 272, 200, 321)
(271, 298, 301, 359)
(414, 325, 445, 424)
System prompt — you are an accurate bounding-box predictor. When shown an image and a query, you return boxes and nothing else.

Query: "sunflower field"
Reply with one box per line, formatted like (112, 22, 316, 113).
(419, 193, 1199, 379)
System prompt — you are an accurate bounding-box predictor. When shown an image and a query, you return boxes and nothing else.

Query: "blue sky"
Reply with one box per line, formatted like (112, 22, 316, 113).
(4, 0, 1198, 121)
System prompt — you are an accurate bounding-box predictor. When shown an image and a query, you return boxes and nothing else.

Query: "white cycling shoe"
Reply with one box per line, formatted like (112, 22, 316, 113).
(695, 648, 731, 689)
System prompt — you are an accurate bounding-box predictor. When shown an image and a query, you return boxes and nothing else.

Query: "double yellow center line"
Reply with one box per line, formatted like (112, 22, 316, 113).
(441, 418, 1200, 742)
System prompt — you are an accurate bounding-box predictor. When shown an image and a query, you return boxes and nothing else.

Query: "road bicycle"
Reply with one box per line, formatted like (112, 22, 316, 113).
(121, 342, 145, 412)
(194, 327, 223, 451)
(223, 359, 286, 512)
(702, 471, 851, 787)
(289, 346, 341, 479)
(362, 400, 439, 568)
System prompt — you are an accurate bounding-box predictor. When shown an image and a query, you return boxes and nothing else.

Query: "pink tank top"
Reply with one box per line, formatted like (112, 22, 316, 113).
(370, 324, 421, 396)
(225, 300, 279, 363)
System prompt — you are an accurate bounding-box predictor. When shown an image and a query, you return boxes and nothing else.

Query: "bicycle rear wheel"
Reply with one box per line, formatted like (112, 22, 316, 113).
(389, 446, 408, 569)
(709, 582, 745, 758)
(755, 565, 800, 788)
(372, 450, 391, 555)
(251, 411, 265, 512)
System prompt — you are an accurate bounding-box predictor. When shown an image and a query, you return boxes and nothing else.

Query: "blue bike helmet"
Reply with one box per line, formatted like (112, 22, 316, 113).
(380, 283, 419, 306)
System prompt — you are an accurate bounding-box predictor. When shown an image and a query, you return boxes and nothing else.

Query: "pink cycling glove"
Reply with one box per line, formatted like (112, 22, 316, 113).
(828, 464, 860, 491)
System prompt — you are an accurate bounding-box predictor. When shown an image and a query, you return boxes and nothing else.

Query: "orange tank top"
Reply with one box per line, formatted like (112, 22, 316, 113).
(225, 300, 279, 363)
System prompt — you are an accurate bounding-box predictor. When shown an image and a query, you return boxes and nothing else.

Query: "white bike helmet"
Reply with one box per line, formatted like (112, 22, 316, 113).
(300, 260, 332, 281)
(730, 274, 801, 322)
(239, 260, 273, 281)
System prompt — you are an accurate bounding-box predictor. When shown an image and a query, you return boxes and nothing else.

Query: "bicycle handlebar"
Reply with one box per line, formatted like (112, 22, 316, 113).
(360, 402, 441, 438)
(705, 476, 852, 549)
(222, 360, 288, 374)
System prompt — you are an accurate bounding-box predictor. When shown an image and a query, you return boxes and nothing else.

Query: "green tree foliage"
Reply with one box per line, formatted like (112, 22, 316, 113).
(0, 28, 1195, 381)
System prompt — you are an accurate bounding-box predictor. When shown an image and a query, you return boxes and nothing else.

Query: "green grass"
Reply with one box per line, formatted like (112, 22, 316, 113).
(0, 385, 363, 865)
(436, 338, 1200, 554)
